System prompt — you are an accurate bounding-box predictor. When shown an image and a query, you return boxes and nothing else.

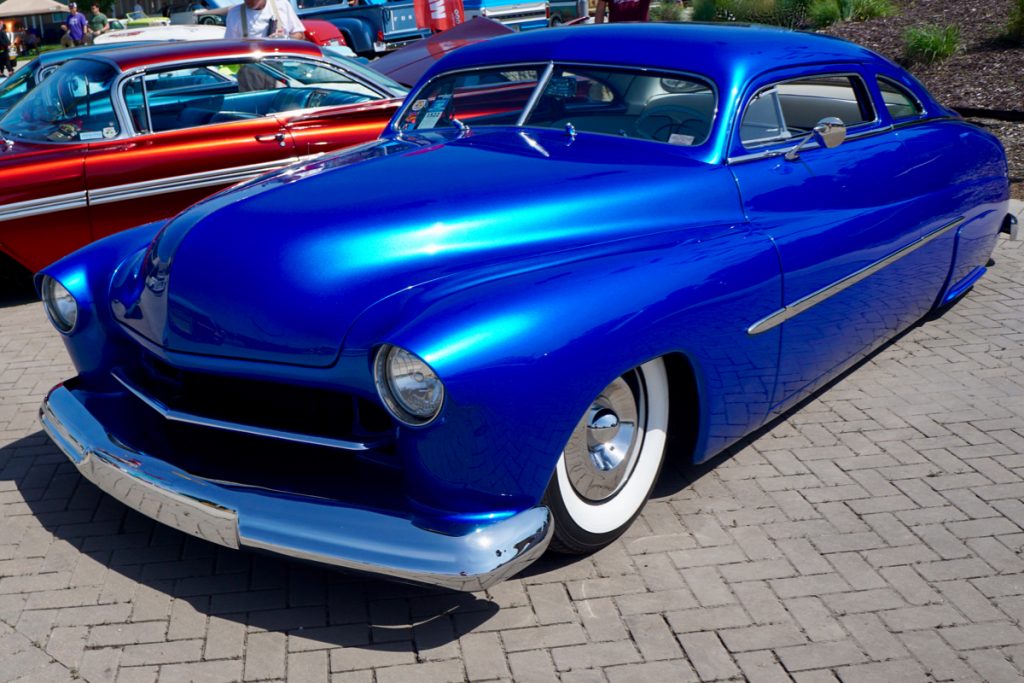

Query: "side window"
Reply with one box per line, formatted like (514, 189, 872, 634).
(261, 57, 383, 103)
(741, 74, 874, 148)
(877, 77, 924, 120)
(128, 61, 277, 134)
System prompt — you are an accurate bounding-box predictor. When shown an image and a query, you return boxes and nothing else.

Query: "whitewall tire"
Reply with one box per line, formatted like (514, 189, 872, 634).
(545, 358, 669, 553)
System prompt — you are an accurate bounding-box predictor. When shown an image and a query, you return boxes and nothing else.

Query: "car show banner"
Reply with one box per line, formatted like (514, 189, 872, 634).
(414, 0, 464, 32)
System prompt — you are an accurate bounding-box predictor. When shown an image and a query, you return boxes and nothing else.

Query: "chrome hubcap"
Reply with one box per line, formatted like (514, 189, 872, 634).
(563, 372, 646, 502)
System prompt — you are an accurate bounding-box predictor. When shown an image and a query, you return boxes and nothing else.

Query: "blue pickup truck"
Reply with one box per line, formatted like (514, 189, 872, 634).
(297, 0, 430, 57)
(463, 0, 549, 30)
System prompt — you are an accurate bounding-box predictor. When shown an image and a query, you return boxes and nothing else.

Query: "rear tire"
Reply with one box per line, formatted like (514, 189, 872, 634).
(544, 358, 669, 553)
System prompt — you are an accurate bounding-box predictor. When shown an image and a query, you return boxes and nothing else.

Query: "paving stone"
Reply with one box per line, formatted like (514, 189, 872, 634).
(1, 235, 1023, 681)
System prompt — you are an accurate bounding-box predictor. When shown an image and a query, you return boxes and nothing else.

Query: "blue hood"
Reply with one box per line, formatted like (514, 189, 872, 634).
(112, 128, 734, 367)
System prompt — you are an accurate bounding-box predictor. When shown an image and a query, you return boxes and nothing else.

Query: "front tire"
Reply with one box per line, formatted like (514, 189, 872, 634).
(544, 358, 669, 553)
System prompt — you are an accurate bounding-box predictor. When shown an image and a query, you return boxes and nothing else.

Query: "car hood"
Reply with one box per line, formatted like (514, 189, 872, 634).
(112, 128, 726, 367)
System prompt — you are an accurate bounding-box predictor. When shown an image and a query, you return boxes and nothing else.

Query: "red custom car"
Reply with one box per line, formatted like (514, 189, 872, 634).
(0, 40, 407, 276)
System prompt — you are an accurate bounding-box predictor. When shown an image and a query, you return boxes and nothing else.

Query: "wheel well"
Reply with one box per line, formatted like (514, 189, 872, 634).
(662, 352, 699, 463)
(0, 250, 36, 300)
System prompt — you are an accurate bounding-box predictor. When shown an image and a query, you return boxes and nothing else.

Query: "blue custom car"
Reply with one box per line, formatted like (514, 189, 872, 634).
(37, 23, 1013, 590)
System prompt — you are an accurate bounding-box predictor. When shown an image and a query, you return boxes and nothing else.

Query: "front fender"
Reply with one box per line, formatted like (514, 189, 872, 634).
(36, 221, 166, 383)
(344, 224, 782, 515)
(326, 18, 375, 54)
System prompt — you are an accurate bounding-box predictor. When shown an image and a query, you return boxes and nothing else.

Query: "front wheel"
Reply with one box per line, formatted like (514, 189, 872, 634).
(544, 358, 669, 553)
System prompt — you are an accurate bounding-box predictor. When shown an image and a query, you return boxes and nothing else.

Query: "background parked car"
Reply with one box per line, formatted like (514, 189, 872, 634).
(0, 39, 407, 277)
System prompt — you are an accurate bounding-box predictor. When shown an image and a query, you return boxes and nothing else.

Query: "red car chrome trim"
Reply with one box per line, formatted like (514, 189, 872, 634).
(88, 157, 304, 206)
(0, 191, 89, 222)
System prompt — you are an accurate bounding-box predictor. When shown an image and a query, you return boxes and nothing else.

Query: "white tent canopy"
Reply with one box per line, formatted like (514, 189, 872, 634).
(0, 0, 69, 18)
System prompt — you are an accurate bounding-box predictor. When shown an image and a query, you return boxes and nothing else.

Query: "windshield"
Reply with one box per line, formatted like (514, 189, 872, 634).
(398, 64, 716, 146)
(0, 59, 121, 143)
(0, 66, 35, 114)
(323, 48, 407, 97)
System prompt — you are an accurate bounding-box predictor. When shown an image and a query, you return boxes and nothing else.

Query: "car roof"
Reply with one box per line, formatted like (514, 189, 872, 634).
(425, 23, 883, 87)
(33, 41, 153, 67)
(83, 39, 322, 72)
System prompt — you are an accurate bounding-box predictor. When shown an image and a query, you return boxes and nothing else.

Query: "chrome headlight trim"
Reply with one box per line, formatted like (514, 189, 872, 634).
(41, 275, 78, 334)
(373, 344, 445, 427)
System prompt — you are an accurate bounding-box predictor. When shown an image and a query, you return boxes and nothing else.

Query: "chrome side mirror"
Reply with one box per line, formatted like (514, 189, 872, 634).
(785, 117, 846, 161)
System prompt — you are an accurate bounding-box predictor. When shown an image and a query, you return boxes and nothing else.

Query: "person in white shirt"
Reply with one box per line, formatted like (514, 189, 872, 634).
(224, 0, 304, 39)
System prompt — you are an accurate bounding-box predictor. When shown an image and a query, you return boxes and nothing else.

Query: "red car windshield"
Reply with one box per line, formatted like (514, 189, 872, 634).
(1, 59, 121, 144)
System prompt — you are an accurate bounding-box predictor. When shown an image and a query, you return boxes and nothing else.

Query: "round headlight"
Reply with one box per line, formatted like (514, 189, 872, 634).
(374, 344, 445, 426)
(41, 276, 78, 333)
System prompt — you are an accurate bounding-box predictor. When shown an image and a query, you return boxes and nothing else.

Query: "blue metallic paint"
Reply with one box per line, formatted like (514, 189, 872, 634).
(37, 24, 1011, 588)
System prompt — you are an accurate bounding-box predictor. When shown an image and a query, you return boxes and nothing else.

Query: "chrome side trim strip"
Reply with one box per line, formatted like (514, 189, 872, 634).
(111, 370, 384, 452)
(88, 158, 298, 206)
(747, 216, 964, 336)
(0, 190, 88, 222)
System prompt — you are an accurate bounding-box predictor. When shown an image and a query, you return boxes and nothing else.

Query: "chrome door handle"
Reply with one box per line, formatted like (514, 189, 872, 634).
(255, 132, 287, 148)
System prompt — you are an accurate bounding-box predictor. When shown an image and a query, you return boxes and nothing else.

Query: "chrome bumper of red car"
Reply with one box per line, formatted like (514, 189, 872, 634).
(40, 384, 552, 592)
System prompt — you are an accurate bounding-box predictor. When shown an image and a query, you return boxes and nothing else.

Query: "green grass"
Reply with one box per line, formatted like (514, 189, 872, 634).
(808, 0, 841, 26)
(650, 0, 685, 22)
(904, 24, 960, 64)
(691, 0, 718, 20)
(850, 0, 894, 20)
(1009, 0, 1024, 42)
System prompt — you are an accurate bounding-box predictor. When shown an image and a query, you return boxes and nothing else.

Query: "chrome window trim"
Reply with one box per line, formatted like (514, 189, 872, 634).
(736, 71, 881, 154)
(390, 60, 550, 135)
(727, 124, 894, 165)
(111, 370, 388, 452)
(747, 216, 964, 336)
(393, 60, 719, 147)
(0, 190, 88, 222)
(516, 61, 555, 126)
(875, 74, 927, 122)
(113, 51, 386, 137)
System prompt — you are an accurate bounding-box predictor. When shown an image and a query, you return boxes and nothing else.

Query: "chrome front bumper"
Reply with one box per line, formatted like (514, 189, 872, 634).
(40, 384, 552, 591)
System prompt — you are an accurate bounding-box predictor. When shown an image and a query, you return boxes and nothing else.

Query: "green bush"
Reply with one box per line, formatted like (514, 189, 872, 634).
(850, 0, 894, 20)
(904, 24, 960, 64)
(692, 0, 718, 20)
(1009, 0, 1024, 42)
(808, 0, 840, 26)
(650, 0, 685, 21)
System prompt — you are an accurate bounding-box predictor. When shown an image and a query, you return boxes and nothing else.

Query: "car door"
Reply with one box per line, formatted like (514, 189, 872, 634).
(85, 59, 299, 242)
(729, 67, 956, 412)
(255, 55, 401, 157)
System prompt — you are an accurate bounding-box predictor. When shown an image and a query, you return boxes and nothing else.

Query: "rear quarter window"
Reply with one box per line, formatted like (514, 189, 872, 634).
(877, 76, 924, 120)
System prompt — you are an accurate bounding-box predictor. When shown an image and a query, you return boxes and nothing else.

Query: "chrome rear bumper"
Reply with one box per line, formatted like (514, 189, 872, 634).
(40, 384, 552, 591)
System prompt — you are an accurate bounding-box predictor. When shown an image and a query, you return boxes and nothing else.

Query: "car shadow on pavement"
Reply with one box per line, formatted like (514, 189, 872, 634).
(0, 431, 508, 655)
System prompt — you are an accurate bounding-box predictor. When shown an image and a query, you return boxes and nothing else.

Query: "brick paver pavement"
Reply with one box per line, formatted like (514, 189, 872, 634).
(0, 203, 1022, 682)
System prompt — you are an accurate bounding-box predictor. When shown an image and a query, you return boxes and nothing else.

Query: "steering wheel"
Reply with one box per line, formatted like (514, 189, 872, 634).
(635, 105, 708, 143)
(650, 119, 705, 144)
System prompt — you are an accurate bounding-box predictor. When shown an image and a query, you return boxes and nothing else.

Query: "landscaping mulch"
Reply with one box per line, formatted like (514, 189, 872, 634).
(823, 0, 1024, 198)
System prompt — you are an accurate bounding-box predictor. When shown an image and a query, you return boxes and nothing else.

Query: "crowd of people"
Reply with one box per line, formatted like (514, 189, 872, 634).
(59, 2, 110, 47)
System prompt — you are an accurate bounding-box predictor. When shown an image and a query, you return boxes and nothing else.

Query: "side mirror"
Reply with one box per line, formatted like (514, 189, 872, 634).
(785, 116, 846, 161)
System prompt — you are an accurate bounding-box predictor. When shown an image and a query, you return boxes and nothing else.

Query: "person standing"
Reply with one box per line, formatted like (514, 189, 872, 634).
(88, 3, 110, 40)
(593, 0, 651, 22)
(63, 3, 89, 46)
(224, 0, 304, 39)
(0, 27, 11, 78)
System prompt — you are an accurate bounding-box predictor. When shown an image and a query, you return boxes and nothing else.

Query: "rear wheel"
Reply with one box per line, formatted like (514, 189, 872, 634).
(544, 358, 669, 553)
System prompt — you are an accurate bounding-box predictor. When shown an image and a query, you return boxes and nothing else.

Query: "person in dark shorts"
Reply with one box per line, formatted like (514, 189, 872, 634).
(63, 3, 89, 46)
(593, 0, 651, 22)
